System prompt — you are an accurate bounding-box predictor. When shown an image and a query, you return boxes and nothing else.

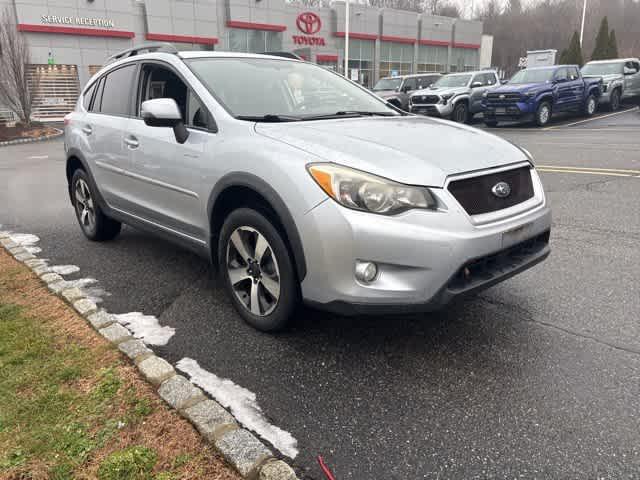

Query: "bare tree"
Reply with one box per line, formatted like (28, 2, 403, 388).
(0, 7, 38, 126)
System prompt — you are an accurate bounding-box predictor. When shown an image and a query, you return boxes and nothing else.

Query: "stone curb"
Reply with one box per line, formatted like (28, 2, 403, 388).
(0, 232, 299, 480)
(0, 128, 63, 147)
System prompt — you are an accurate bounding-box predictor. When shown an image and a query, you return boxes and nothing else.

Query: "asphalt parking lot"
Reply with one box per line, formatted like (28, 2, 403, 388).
(1, 106, 639, 479)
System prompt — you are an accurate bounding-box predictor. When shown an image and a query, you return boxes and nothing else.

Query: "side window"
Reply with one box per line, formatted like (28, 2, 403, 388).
(628, 61, 640, 73)
(403, 78, 417, 91)
(486, 73, 497, 86)
(100, 64, 137, 116)
(139, 63, 214, 131)
(471, 74, 481, 86)
(83, 81, 97, 111)
(555, 68, 568, 82)
(91, 77, 105, 112)
(568, 67, 579, 80)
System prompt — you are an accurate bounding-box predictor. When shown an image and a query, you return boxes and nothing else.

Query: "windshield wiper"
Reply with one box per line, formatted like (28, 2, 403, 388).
(303, 110, 399, 120)
(236, 114, 302, 122)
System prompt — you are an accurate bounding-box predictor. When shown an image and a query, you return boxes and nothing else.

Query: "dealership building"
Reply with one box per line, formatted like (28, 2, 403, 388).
(1, 0, 491, 120)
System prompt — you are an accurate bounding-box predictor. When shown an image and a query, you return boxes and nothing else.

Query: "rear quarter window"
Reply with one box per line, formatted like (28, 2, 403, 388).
(83, 82, 97, 110)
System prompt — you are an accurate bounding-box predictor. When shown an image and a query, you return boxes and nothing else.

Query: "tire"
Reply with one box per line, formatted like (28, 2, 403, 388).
(71, 169, 121, 241)
(484, 120, 498, 128)
(534, 101, 552, 127)
(218, 208, 298, 332)
(583, 94, 597, 117)
(452, 102, 469, 123)
(608, 89, 621, 112)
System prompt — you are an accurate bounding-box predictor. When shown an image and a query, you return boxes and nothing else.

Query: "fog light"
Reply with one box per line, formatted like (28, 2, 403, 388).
(355, 261, 378, 283)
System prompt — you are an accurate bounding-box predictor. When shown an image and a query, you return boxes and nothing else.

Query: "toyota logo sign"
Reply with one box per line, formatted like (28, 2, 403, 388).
(296, 12, 322, 35)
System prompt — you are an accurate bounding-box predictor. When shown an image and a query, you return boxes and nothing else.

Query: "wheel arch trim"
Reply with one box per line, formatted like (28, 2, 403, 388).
(65, 148, 109, 211)
(207, 172, 307, 281)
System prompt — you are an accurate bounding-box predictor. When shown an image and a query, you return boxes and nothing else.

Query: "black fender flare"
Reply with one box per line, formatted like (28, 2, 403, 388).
(207, 172, 307, 281)
(65, 148, 109, 212)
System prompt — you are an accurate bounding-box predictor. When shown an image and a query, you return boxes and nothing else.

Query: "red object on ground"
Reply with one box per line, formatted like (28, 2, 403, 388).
(317, 456, 337, 480)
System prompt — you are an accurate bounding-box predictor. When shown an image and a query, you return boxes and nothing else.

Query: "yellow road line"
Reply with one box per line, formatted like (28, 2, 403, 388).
(537, 165, 640, 174)
(542, 106, 639, 131)
(537, 168, 635, 177)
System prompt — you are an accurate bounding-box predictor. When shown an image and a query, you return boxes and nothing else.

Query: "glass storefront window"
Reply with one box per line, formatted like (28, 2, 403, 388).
(379, 41, 413, 78)
(417, 45, 448, 73)
(337, 38, 374, 88)
(450, 47, 479, 72)
(227, 29, 283, 53)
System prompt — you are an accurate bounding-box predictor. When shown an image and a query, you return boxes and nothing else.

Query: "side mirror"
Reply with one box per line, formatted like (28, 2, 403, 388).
(402, 85, 412, 93)
(141, 98, 189, 144)
(501, 79, 508, 85)
(471, 81, 483, 88)
(623, 66, 636, 75)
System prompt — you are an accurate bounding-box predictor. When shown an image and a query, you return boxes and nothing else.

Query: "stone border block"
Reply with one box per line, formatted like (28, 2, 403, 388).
(48, 280, 69, 293)
(98, 323, 131, 345)
(1, 239, 17, 249)
(215, 428, 272, 478)
(73, 298, 98, 316)
(137, 355, 175, 386)
(33, 265, 51, 276)
(87, 310, 116, 330)
(183, 399, 238, 443)
(40, 272, 63, 284)
(158, 375, 206, 411)
(61, 287, 84, 303)
(259, 460, 299, 480)
(15, 252, 36, 262)
(118, 338, 152, 362)
(24, 258, 46, 268)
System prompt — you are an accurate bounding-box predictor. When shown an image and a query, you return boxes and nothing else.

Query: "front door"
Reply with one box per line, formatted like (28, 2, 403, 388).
(124, 63, 217, 243)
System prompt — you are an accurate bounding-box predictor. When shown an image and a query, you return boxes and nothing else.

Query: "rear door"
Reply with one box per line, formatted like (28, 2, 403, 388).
(469, 73, 496, 113)
(626, 61, 640, 96)
(567, 66, 584, 108)
(83, 63, 138, 210)
(553, 67, 573, 111)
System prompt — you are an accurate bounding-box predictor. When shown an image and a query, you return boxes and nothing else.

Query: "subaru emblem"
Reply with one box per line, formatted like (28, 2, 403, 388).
(492, 181, 511, 198)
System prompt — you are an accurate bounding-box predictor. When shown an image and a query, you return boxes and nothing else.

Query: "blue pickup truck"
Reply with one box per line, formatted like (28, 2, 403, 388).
(482, 65, 602, 127)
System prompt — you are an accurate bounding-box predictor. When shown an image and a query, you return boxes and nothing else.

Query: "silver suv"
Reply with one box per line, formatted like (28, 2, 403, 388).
(410, 70, 500, 123)
(64, 44, 551, 331)
(581, 58, 640, 111)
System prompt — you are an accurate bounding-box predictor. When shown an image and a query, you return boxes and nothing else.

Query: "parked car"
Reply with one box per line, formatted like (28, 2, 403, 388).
(581, 58, 640, 111)
(409, 70, 500, 123)
(64, 45, 551, 332)
(371, 73, 442, 111)
(482, 65, 602, 127)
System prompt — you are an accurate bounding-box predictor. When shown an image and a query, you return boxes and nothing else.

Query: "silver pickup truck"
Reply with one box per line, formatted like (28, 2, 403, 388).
(409, 70, 501, 124)
(581, 58, 640, 111)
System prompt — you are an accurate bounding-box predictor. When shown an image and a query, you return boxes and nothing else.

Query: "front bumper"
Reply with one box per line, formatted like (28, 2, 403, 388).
(299, 168, 551, 315)
(410, 102, 454, 117)
(483, 100, 536, 121)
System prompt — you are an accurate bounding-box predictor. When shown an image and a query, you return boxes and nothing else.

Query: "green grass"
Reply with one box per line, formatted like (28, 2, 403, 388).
(0, 303, 171, 477)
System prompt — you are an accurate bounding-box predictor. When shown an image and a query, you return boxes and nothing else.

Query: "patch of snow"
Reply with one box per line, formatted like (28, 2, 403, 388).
(177, 357, 299, 459)
(9, 233, 40, 246)
(114, 312, 175, 346)
(51, 265, 80, 275)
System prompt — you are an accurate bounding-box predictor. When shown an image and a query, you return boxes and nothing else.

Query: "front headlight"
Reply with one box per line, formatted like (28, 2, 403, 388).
(440, 94, 454, 104)
(307, 163, 437, 215)
(525, 91, 536, 98)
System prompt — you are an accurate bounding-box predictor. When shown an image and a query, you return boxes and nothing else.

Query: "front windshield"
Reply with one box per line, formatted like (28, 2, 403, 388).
(432, 74, 472, 88)
(372, 77, 403, 91)
(186, 57, 397, 119)
(581, 62, 623, 76)
(509, 68, 556, 84)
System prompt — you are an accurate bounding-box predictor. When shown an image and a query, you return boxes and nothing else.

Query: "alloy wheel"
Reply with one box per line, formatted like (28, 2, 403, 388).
(539, 105, 550, 125)
(588, 97, 596, 115)
(74, 178, 96, 232)
(226, 226, 281, 316)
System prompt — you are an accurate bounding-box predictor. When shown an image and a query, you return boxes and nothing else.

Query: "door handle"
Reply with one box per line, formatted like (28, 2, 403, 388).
(82, 125, 92, 135)
(124, 136, 139, 149)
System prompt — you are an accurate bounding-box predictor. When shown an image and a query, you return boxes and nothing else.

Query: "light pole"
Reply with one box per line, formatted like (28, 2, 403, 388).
(579, 0, 587, 46)
(344, 0, 349, 79)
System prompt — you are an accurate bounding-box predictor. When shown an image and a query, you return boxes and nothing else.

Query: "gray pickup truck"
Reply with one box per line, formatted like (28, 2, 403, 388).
(371, 73, 442, 111)
(409, 70, 501, 123)
(581, 58, 640, 111)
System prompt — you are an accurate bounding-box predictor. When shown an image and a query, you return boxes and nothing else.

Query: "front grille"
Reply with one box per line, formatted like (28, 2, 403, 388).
(486, 92, 522, 102)
(447, 166, 534, 216)
(448, 230, 550, 293)
(412, 94, 440, 105)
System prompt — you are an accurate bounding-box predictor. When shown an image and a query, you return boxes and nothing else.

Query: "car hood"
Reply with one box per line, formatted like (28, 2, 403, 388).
(583, 73, 622, 83)
(413, 86, 468, 97)
(255, 116, 528, 187)
(373, 90, 401, 99)
(491, 83, 548, 94)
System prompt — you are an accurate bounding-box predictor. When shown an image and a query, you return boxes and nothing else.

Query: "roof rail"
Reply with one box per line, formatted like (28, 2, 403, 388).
(106, 43, 179, 65)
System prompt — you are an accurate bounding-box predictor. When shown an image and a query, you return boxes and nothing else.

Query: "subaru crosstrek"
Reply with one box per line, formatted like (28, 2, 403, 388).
(64, 45, 551, 331)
